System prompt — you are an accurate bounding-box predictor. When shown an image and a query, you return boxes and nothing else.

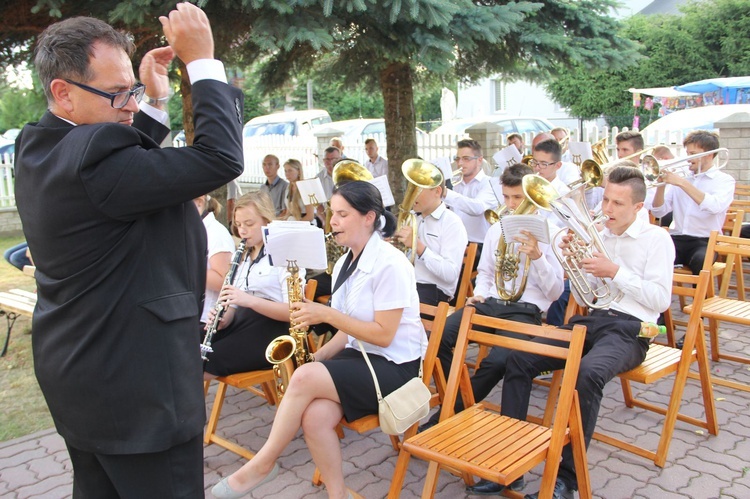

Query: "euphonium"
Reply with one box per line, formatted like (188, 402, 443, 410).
(201, 239, 247, 360)
(324, 160, 373, 274)
(396, 159, 444, 264)
(493, 175, 555, 301)
(265, 260, 313, 402)
(525, 175, 621, 309)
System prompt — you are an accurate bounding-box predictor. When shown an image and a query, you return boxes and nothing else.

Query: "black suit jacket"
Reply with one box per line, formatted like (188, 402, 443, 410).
(15, 79, 244, 454)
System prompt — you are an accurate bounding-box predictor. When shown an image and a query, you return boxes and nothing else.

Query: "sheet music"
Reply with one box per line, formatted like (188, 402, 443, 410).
(296, 178, 327, 205)
(263, 221, 327, 269)
(500, 214, 550, 245)
(369, 175, 395, 207)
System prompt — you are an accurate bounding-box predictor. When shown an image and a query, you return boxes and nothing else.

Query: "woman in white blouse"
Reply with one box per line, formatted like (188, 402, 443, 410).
(212, 181, 426, 499)
(203, 190, 304, 380)
(282, 158, 315, 222)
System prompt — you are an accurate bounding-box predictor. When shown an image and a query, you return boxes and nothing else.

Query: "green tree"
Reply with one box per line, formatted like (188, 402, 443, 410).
(0, 75, 47, 132)
(547, 0, 750, 128)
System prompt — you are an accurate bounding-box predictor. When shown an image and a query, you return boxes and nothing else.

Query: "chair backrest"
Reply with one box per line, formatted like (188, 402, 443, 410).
(419, 302, 450, 394)
(304, 279, 317, 301)
(440, 307, 586, 442)
(706, 231, 750, 299)
(454, 243, 478, 309)
(722, 209, 744, 236)
(672, 270, 711, 353)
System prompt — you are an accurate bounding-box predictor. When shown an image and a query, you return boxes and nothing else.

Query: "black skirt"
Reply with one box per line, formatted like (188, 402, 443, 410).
(321, 348, 420, 422)
(203, 306, 288, 377)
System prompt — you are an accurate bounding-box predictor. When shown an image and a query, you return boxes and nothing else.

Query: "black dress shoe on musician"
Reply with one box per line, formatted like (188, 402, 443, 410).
(467, 476, 525, 495)
(675, 335, 686, 350)
(524, 478, 575, 499)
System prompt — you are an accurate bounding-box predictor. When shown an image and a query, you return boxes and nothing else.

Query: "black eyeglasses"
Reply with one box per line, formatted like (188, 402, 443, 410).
(64, 79, 146, 109)
(528, 159, 557, 170)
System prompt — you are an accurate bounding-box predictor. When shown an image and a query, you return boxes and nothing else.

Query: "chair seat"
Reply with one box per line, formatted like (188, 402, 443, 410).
(402, 405, 562, 485)
(218, 370, 276, 390)
(674, 262, 725, 276)
(620, 344, 691, 384)
(686, 296, 750, 324)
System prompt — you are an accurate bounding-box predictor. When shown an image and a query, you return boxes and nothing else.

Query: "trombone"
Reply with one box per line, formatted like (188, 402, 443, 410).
(641, 148, 729, 187)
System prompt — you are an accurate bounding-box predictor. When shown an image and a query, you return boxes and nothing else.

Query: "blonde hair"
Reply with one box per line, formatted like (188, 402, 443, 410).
(232, 190, 276, 237)
(284, 159, 306, 220)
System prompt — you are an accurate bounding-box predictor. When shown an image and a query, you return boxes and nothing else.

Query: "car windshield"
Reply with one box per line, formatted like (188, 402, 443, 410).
(243, 122, 296, 138)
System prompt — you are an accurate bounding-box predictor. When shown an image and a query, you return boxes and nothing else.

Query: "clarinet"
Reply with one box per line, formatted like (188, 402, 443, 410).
(200, 239, 247, 360)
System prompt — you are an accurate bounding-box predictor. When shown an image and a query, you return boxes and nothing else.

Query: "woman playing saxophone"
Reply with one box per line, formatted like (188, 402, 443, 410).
(203, 191, 305, 380)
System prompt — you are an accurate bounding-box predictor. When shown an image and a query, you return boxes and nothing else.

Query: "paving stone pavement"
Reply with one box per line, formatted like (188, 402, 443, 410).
(2, 307, 750, 498)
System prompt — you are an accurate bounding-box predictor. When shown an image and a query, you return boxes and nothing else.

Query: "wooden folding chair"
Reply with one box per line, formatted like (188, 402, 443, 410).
(388, 307, 590, 499)
(453, 243, 478, 309)
(312, 301, 450, 486)
(203, 279, 317, 459)
(591, 270, 718, 466)
(685, 232, 750, 392)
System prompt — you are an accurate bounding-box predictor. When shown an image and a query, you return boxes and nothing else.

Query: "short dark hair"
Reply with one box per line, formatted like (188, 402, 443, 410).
(684, 130, 720, 152)
(615, 131, 644, 152)
(507, 133, 523, 142)
(533, 138, 561, 161)
(324, 146, 341, 155)
(607, 166, 646, 203)
(457, 139, 482, 157)
(500, 163, 533, 187)
(35, 17, 134, 104)
(332, 181, 397, 237)
(364, 138, 377, 146)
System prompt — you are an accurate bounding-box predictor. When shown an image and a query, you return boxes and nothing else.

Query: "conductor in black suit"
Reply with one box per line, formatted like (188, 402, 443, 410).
(14, 4, 243, 497)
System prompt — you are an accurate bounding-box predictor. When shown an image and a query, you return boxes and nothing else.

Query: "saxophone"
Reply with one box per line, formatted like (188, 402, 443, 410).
(201, 239, 247, 360)
(265, 260, 314, 401)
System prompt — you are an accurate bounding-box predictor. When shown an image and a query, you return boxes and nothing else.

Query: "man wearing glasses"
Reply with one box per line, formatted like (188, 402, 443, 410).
(14, 4, 243, 498)
(443, 139, 497, 263)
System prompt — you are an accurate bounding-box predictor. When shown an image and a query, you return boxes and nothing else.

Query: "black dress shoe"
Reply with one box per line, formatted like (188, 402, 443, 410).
(675, 335, 685, 349)
(467, 476, 525, 495)
(524, 478, 575, 499)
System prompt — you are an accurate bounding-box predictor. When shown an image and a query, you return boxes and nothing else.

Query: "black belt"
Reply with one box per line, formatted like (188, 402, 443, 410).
(590, 309, 641, 322)
(488, 297, 540, 313)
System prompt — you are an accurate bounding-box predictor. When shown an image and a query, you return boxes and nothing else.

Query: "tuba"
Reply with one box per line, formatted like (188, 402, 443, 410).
(396, 159, 444, 264)
(201, 239, 247, 360)
(324, 161, 373, 274)
(265, 261, 314, 402)
(525, 175, 621, 309)
(492, 175, 556, 301)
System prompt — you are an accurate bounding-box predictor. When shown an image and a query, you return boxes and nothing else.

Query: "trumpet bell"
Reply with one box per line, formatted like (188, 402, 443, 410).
(522, 174, 560, 211)
(579, 159, 604, 188)
(332, 160, 373, 184)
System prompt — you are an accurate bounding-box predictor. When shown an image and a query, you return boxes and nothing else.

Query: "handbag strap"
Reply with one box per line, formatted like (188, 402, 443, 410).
(355, 336, 424, 403)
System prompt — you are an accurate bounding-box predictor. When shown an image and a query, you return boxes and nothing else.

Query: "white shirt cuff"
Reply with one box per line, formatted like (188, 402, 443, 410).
(139, 102, 169, 127)
(186, 59, 228, 84)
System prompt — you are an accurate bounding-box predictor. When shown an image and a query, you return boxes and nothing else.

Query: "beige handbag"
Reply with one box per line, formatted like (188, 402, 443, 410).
(356, 340, 431, 435)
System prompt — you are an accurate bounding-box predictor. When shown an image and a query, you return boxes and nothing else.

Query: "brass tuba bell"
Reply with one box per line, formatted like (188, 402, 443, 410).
(397, 159, 444, 264)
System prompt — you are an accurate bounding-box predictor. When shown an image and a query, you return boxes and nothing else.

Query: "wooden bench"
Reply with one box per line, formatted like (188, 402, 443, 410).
(0, 288, 36, 356)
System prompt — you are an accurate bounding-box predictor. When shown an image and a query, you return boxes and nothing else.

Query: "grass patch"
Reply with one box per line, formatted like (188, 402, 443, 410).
(0, 234, 54, 442)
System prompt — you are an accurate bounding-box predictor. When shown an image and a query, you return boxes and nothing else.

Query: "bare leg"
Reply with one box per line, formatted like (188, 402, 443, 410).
(203, 372, 217, 381)
(302, 399, 347, 499)
(226, 362, 340, 491)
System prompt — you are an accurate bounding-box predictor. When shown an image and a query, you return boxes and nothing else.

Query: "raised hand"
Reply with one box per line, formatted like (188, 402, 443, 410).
(159, 2, 214, 65)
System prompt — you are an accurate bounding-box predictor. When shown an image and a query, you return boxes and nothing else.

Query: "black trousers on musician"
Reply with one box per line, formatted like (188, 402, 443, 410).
(416, 282, 451, 307)
(66, 433, 204, 499)
(500, 309, 649, 491)
(673, 234, 711, 275)
(437, 298, 541, 413)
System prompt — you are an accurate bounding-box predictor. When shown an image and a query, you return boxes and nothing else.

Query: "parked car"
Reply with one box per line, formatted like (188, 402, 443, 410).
(318, 118, 426, 144)
(431, 115, 554, 136)
(1, 129, 20, 142)
(243, 109, 331, 138)
(641, 104, 750, 144)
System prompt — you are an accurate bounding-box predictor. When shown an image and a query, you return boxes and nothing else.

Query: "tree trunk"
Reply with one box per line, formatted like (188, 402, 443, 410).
(380, 61, 418, 205)
(179, 59, 229, 227)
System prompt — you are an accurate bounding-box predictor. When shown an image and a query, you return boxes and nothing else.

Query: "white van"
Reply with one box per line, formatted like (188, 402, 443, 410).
(243, 109, 332, 138)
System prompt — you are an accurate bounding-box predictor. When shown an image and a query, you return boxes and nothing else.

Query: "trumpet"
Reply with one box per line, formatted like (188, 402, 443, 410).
(201, 239, 247, 360)
(450, 168, 463, 186)
(265, 260, 313, 402)
(641, 148, 729, 187)
(396, 159, 444, 264)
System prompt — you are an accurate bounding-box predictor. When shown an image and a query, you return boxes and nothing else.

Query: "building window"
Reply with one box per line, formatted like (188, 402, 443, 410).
(493, 79, 506, 112)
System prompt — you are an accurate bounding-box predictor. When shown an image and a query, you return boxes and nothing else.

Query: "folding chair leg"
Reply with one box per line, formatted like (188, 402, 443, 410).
(203, 379, 211, 397)
(387, 449, 412, 499)
(204, 381, 228, 444)
(421, 461, 441, 499)
(312, 467, 323, 486)
(708, 318, 720, 362)
(621, 379, 635, 408)
(694, 326, 718, 436)
(569, 393, 591, 499)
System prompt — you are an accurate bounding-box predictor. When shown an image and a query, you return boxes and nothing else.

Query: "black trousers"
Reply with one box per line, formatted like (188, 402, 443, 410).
(500, 310, 649, 490)
(437, 298, 541, 412)
(66, 433, 204, 499)
(672, 234, 710, 275)
(417, 282, 451, 307)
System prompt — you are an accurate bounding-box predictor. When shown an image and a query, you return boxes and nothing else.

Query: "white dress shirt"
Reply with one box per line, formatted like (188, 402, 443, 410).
(365, 156, 388, 178)
(474, 219, 564, 313)
(443, 170, 497, 243)
(408, 203, 468, 299)
(331, 232, 427, 364)
(316, 169, 335, 201)
(233, 251, 304, 303)
(557, 161, 580, 186)
(650, 168, 735, 237)
(573, 217, 674, 323)
(201, 212, 236, 323)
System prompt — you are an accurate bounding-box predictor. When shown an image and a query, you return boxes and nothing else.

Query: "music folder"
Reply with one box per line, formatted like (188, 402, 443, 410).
(263, 221, 327, 269)
(296, 178, 327, 206)
(499, 214, 550, 245)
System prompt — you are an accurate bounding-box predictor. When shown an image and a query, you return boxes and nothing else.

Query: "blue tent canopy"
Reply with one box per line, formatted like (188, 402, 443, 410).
(675, 76, 750, 105)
